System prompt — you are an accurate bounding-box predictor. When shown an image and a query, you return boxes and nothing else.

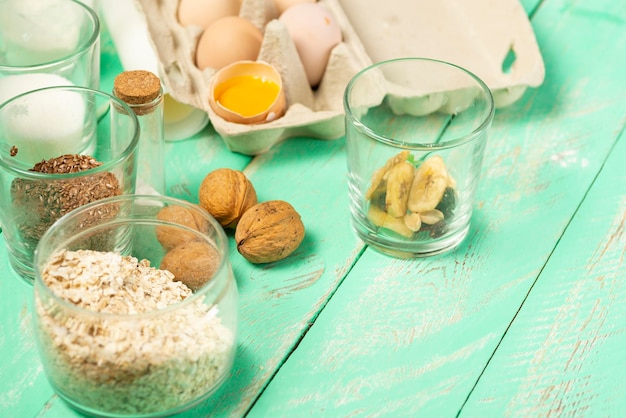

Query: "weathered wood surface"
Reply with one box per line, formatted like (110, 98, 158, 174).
(462, 102, 626, 417)
(245, 0, 626, 415)
(1, 0, 625, 417)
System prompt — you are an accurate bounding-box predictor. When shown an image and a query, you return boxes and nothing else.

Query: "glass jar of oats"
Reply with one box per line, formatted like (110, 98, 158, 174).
(32, 195, 238, 417)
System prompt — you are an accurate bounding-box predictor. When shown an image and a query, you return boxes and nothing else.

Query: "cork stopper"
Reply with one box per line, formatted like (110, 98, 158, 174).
(113, 70, 162, 115)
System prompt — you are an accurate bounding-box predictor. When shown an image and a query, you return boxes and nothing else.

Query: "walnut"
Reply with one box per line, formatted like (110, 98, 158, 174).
(235, 200, 305, 264)
(159, 241, 221, 291)
(155, 205, 208, 250)
(198, 168, 257, 229)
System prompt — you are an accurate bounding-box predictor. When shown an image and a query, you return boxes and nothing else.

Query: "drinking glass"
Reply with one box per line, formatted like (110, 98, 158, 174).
(344, 58, 495, 257)
(0, 86, 139, 282)
(0, 0, 100, 103)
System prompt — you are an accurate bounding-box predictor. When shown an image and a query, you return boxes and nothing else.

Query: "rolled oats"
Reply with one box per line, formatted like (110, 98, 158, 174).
(35, 249, 234, 415)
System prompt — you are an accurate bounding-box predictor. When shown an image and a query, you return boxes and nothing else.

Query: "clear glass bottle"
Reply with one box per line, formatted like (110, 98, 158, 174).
(113, 70, 165, 195)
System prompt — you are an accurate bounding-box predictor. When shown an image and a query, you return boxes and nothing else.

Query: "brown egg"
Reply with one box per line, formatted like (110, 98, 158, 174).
(209, 61, 286, 125)
(196, 16, 263, 70)
(177, 0, 240, 29)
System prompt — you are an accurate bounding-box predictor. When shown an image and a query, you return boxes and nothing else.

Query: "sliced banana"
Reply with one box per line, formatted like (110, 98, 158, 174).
(408, 155, 449, 213)
(365, 150, 410, 200)
(385, 161, 414, 218)
(368, 204, 414, 238)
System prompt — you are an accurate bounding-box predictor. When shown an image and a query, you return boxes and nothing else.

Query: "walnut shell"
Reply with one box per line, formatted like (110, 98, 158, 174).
(199, 168, 257, 229)
(159, 241, 221, 291)
(235, 200, 305, 264)
(155, 204, 207, 250)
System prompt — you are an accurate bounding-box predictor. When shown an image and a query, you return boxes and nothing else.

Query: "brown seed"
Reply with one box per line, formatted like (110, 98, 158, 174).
(31, 154, 102, 174)
(11, 154, 121, 247)
(235, 200, 305, 264)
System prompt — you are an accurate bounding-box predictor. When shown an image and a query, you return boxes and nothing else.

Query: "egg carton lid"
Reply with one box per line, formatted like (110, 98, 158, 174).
(339, 0, 545, 108)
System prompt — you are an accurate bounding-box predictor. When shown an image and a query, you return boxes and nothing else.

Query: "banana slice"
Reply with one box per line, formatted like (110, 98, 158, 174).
(385, 161, 414, 217)
(408, 155, 449, 213)
(368, 204, 414, 238)
(365, 150, 410, 200)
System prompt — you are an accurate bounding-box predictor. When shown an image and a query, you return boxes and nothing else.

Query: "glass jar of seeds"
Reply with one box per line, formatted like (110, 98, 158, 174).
(32, 195, 238, 417)
(0, 86, 140, 283)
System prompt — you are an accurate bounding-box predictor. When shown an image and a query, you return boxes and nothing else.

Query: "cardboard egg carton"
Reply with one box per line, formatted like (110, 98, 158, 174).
(136, 0, 544, 155)
(337, 0, 545, 107)
(136, 0, 371, 155)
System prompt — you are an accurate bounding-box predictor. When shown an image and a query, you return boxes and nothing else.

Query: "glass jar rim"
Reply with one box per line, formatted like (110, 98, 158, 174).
(343, 57, 495, 150)
(33, 194, 232, 319)
(0, 85, 140, 177)
(0, 0, 100, 70)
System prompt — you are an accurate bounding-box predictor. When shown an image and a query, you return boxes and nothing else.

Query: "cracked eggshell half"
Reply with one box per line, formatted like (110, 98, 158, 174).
(208, 60, 286, 124)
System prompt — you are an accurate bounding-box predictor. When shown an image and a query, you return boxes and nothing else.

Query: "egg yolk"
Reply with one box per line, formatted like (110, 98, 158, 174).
(214, 75, 280, 117)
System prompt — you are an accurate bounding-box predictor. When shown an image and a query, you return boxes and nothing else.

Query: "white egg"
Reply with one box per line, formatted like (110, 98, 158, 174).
(279, 3, 342, 86)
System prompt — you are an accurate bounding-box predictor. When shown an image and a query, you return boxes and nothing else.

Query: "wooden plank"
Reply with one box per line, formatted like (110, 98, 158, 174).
(180, 135, 365, 417)
(459, 110, 626, 414)
(0, 255, 53, 417)
(164, 127, 251, 202)
(246, 0, 626, 415)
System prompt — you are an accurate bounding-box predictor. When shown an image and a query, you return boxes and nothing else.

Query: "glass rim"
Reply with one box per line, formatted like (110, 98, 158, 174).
(343, 57, 495, 150)
(33, 194, 232, 319)
(0, 0, 100, 71)
(0, 85, 140, 178)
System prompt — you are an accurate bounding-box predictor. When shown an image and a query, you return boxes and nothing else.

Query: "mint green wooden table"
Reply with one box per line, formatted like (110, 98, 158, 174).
(2, 0, 625, 416)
